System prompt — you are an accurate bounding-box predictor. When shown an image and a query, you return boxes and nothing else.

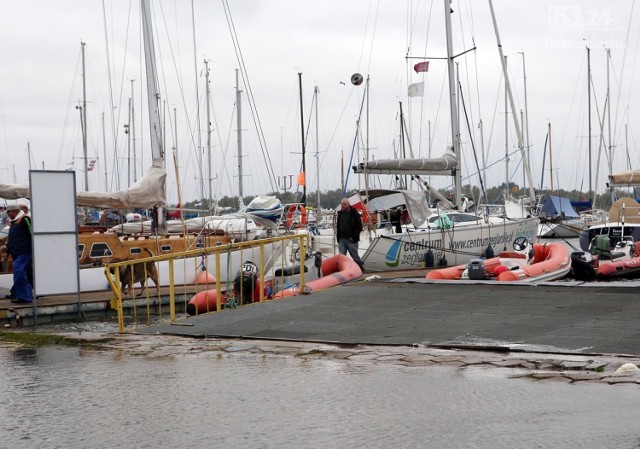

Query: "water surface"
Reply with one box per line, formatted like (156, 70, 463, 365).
(2, 344, 639, 449)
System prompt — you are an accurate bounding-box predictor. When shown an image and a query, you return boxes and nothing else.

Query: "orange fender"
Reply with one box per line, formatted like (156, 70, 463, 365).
(195, 270, 216, 285)
(274, 254, 362, 298)
(186, 289, 226, 316)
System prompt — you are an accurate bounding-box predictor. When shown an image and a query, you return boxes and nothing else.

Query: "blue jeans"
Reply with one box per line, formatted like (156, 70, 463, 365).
(13, 253, 33, 301)
(338, 238, 364, 272)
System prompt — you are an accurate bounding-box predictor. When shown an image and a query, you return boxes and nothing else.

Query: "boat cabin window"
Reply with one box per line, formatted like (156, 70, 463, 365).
(89, 242, 113, 259)
(160, 245, 172, 252)
(428, 214, 477, 224)
(448, 214, 479, 223)
(129, 248, 142, 255)
(77, 244, 85, 260)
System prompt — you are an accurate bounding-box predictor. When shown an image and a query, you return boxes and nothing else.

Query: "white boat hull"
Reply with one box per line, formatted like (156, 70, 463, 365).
(0, 244, 280, 293)
(538, 219, 585, 239)
(360, 217, 539, 271)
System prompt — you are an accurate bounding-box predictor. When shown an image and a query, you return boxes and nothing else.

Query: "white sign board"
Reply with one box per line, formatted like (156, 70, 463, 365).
(30, 171, 79, 296)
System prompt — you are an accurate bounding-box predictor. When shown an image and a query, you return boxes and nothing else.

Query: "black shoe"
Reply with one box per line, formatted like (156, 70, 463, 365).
(4, 294, 16, 299)
(10, 298, 32, 304)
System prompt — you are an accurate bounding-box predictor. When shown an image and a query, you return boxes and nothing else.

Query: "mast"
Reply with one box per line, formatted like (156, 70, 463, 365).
(80, 41, 88, 191)
(488, 0, 536, 202)
(478, 119, 487, 202)
(236, 68, 243, 202)
(205, 60, 212, 210)
(444, 0, 462, 207)
(504, 55, 509, 196)
(102, 111, 108, 191)
(126, 96, 131, 187)
(606, 48, 612, 180)
(314, 84, 321, 217)
(520, 52, 531, 192)
(27, 141, 32, 170)
(549, 122, 554, 191)
(366, 76, 370, 192)
(587, 45, 593, 205)
(298, 72, 306, 207)
(399, 101, 407, 189)
(131, 79, 137, 182)
(141, 0, 165, 233)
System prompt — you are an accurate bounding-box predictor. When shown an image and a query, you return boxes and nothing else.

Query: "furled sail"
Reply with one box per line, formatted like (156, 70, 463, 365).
(608, 169, 640, 187)
(353, 149, 457, 175)
(0, 159, 166, 209)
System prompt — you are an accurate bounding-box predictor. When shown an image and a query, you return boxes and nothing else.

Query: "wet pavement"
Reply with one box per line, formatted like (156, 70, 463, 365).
(143, 281, 640, 356)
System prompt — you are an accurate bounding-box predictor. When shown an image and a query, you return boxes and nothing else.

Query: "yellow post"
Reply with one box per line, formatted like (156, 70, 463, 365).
(299, 234, 305, 294)
(104, 264, 125, 333)
(169, 258, 175, 322)
(259, 242, 265, 302)
(215, 251, 222, 312)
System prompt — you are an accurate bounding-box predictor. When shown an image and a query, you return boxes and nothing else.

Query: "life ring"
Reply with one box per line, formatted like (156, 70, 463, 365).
(286, 205, 307, 227)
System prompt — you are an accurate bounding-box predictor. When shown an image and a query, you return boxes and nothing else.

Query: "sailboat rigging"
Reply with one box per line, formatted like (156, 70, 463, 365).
(335, 0, 540, 272)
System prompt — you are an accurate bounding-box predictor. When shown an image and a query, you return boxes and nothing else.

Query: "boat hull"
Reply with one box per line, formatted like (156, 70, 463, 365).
(538, 219, 584, 238)
(0, 243, 280, 293)
(596, 258, 640, 279)
(361, 217, 539, 271)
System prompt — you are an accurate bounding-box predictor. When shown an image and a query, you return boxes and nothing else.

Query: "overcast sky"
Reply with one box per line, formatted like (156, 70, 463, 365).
(0, 0, 638, 205)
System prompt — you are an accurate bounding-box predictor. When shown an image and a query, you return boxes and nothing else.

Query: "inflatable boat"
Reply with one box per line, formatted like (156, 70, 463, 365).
(273, 254, 363, 298)
(426, 240, 570, 283)
(571, 236, 640, 281)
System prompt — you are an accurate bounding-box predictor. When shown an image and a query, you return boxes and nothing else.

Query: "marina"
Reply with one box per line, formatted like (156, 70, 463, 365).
(2, 1, 640, 447)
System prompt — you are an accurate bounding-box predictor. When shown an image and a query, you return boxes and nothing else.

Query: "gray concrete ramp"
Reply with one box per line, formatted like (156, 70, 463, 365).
(142, 282, 640, 356)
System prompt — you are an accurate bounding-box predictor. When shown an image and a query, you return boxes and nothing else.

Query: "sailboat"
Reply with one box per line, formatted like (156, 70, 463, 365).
(578, 172, 640, 251)
(343, 0, 538, 271)
(0, 0, 280, 292)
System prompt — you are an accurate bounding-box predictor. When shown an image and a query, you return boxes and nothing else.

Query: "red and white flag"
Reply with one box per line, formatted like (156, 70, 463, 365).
(413, 61, 430, 73)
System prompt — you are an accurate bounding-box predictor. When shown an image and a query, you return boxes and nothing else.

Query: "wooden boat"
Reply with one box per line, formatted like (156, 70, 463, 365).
(76, 230, 229, 266)
(273, 254, 362, 298)
(426, 241, 571, 283)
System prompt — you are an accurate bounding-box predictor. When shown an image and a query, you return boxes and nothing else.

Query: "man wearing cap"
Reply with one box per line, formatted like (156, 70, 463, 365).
(5, 204, 33, 303)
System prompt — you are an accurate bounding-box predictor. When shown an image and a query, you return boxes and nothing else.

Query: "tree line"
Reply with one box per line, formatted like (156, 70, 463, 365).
(181, 183, 638, 213)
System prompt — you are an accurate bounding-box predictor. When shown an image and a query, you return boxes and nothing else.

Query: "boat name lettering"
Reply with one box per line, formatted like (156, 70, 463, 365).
(402, 239, 443, 252)
(448, 232, 515, 251)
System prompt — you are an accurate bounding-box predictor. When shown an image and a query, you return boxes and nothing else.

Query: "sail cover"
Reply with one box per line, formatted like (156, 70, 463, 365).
(608, 197, 640, 224)
(540, 195, 580, 219)
(609, 170, 640, 186)
(345, 189, 432, 227)
(353, 149, 457, 175)
(0, 159, 166, 209)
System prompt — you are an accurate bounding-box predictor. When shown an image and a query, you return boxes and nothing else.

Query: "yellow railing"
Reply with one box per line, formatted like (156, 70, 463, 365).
(105, 233, 309, 333)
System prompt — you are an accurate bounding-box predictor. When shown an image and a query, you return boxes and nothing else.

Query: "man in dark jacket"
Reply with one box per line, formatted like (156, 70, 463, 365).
(5, 204, 33, 303)
(336, 198, 365, 273)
